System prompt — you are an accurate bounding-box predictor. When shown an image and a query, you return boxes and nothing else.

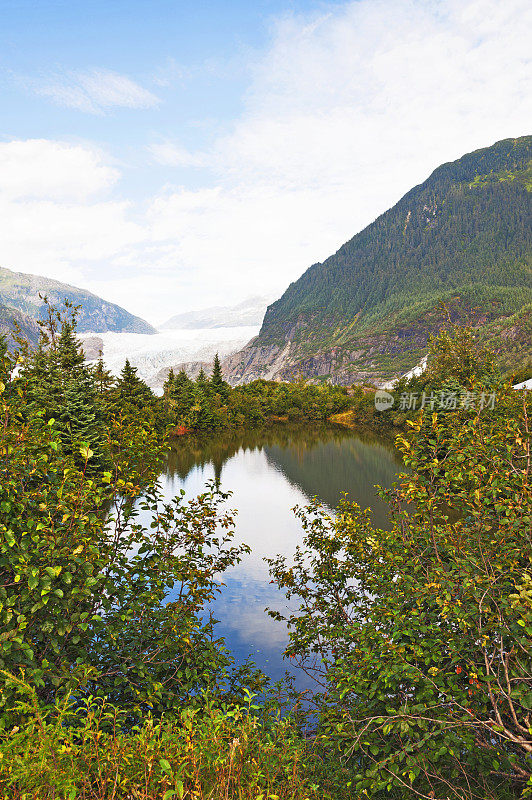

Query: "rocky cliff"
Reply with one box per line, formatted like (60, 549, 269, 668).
(0, 302, 40, 349)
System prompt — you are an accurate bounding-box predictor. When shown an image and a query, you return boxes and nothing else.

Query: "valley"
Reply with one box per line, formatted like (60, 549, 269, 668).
(3, 1, 532, 795)
(1, 134, 531, 800)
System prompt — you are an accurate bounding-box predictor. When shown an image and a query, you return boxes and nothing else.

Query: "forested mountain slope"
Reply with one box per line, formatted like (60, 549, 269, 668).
(0, 266, 156, 334)
(225, 135, 532, 385)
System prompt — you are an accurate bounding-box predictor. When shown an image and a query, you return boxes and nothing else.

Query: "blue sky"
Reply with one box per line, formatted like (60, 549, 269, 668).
(2, 1, 315, 190)
(1, 0, 531, 324)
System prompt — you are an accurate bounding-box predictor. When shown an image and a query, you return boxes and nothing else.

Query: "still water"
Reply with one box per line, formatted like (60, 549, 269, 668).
(160, 425, 405, 684)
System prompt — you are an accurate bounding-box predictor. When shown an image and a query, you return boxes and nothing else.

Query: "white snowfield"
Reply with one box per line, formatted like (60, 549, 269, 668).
(513, 378, 532, 391)
(79, 326, 259, 387)
(380, 356, 429, 390)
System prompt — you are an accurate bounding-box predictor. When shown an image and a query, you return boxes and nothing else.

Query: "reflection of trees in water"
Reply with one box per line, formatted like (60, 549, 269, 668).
(165, 425, 372, 482)
(165, 425, 405, 527)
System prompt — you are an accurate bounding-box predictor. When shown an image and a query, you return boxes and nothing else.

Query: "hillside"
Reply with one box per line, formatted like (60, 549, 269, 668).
(0, 266, 156, 335)
(225, 135, 532, 385)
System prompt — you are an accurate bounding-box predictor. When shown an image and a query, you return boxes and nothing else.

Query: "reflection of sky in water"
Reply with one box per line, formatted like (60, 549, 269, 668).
(157, 428, 404, 685)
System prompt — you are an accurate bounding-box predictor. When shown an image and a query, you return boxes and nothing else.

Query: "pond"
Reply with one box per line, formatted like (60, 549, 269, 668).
(159, 425, 405, 686)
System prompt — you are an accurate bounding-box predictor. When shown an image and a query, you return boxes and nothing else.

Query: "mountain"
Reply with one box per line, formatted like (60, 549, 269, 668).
(0, 266, 156, 334)
(0, 302, 40, 348)
(161, 295, 272, 330)
(225, 136, 532, 385)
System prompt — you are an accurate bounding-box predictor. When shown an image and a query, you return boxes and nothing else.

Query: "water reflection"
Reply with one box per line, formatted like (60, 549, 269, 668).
(160, 425, 405, 683)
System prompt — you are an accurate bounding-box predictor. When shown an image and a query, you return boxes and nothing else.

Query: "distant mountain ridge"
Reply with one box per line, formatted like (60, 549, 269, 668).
(161, 295, 272, 330)
(0, 266, 156, 335)
(225, 135, 532, 385)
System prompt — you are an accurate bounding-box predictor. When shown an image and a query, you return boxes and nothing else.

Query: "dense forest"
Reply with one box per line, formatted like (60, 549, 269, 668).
(0, 307, 531, 798)
(162, 354, 350, 431)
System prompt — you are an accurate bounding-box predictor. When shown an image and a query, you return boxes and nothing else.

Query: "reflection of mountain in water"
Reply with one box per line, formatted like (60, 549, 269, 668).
(165, 425, 405, 527)
(264, 436, 404, 528)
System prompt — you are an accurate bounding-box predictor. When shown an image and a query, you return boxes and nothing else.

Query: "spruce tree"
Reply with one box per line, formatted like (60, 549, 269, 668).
(211, 353, 228, 397)
(57, 323, 85, 373)
(92, 356, 115, 394)
(22, 336, 60, 414)
(163, 368, 176, 398)
(120, 358, 137, 385)
(168, 369, 195, 421)
(59, 369, 103, 468)
(117, 359, 154, 407)
(174, 369, 190, 388)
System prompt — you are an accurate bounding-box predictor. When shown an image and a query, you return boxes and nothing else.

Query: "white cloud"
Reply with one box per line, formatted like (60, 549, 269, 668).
(0, 140, 145, 294)
(35, 68, 160, 114)
(216, 0, 532, 197)
(0, 140, 119, 200)
(143, 184, 350, 303)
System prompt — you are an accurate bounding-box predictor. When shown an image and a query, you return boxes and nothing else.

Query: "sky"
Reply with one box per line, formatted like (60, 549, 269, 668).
(1, 0, 531, 326)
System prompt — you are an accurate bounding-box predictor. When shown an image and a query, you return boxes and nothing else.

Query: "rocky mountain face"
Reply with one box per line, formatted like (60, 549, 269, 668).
(225, 136, 532, 385)
(0, 266, 156, 334)
(0, 302, 40, 349)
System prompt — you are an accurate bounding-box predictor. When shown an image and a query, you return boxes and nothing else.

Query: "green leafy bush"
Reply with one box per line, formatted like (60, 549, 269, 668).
(0, 680, 344, 800)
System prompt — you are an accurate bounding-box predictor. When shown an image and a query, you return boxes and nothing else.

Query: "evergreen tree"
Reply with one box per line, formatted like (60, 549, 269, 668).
(117, 359, 154, 407)
(92, 356, 115, 394)
(57, 323, 85, 373)
(211, 354, 223, 387)
(211, 353, 229, 398)
(174, 368, 191, 388)
(119, 359, 137, 385)
(163, 368, 176, 398)
(58, 369, 103, 467)
(167, 369, 195, 421)
(22, 337, 61, 415)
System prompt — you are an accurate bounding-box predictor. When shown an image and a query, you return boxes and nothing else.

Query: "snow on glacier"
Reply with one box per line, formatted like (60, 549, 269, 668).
(80, 326, 259, 387)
